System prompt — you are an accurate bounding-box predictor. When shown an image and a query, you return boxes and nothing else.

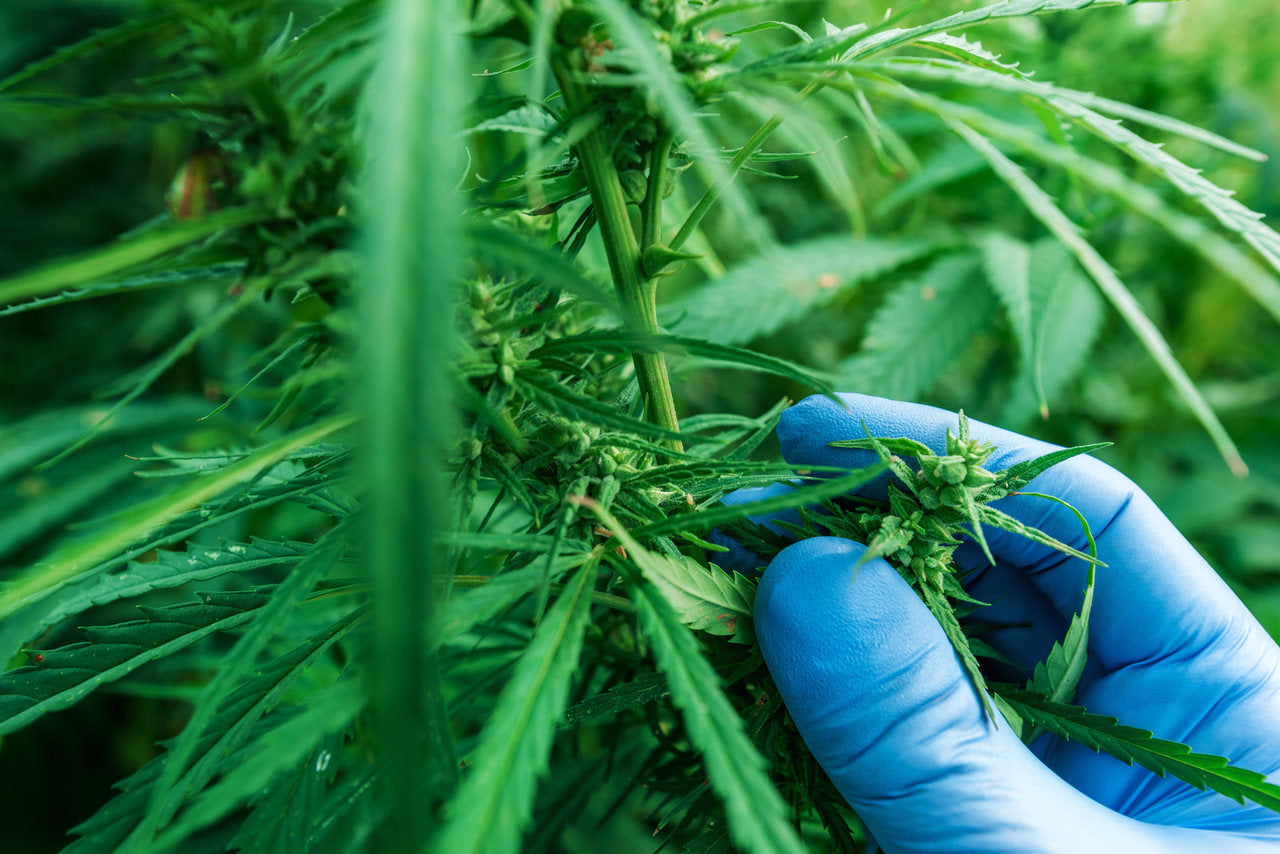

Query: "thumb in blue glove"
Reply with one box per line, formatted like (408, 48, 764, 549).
(752, 394, 1280, 853)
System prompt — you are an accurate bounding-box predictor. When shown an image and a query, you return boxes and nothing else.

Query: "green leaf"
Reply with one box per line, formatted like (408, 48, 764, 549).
(537, 330, 832, 391)
(992, 693, 1026, 738)
(537, 477, 590, 619)
(973, 503, 1104, 567)
(277, 0, 380, 106)
(0, 2, 223, 92)
(1018, 490, 1097, 718)
(921, 583, 996, 722)
(874, 140, 986, 217)
(0, 263, 244, 317)
(200, 332, 318, 422)
(1044, 87, 1266, 163)
(844, 0, 1174, 63)
(625, 459, 845, 490)
(997, 689, 1280, 814)
(278, 0, 377, 65)
(1016, 243, 1105, 424)
(468, 104, 558, 136)
(739, 22, 870, 71)
(632, 464, 886, 538)
(937, 111, 1248, 476)
(878, 58, 1280, 281)
(663, 235, 946, 345)
(0, 589, 270, 735)
(480, 446, 542, 524)
(228, 731, 344, 854)
(0, 412, 355, 623)
(470, 223, 619, 312)
(436, 556, 588, 645)
(911, 29, 1264, 162)
(65, 612, 363, 854)
(837, 252, 995, 398)
(1026, 562, 1094, 705)
(359, 2, 469, 834)
(679, 0, 781, 30)
(120, 519, 358, 852)
(300, 765, 381, 854)
(434, 530, 589, 555)
(994, 442, 1113, 494)
(630, 577, 805, 854)
(151, 678, 365, 851)
(0, 451, 140, 563)
(827, 436, 934, 457)
(607, 522, 756, 643)
(0, 399, 205, 482)
(39, 282, 264, 468)
(715, 397, 790, 462)
(519, 371, 685, 441)
(433, 559, 597, 854)
(0, 538, 311, 665)
(0, 210, 264, 307)
(980, 233, 1037, 403)
(958, 484, 996, 566)
(888, 85, 1280, 330)
(562, 672, 670, 724)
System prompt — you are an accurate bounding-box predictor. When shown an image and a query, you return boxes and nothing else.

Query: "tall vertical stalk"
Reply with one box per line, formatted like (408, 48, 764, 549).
(362, 0, 463, 848)
(552, 56, 683, 457)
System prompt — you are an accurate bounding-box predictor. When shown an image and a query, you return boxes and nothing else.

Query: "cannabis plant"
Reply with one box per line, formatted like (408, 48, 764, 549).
(1, 0, 1279, 851)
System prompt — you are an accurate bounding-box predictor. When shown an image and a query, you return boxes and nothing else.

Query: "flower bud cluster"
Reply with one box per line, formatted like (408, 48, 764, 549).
(913, 430, 998, 510)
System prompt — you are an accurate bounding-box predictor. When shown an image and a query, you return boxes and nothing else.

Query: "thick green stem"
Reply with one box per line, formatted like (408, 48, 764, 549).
(554, 59, 683, 457)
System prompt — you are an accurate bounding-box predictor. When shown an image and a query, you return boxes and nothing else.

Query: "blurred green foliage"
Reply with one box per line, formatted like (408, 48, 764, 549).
(1, 0, 1278, 851)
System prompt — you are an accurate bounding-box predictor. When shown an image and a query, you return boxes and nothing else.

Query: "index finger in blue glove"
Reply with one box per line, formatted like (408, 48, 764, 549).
(776, 393, 1274, 679)
(758, 536, 1280, 852)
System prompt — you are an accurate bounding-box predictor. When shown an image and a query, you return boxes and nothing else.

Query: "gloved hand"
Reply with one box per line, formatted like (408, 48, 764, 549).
(743, 393, 1280, 853)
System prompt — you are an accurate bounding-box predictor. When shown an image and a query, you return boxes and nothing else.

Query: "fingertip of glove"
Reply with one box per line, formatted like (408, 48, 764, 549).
(755, 537, 932, 683)
(776, 395, 862, 468)
(777, 393, 949, 468)
(754, 537, 1002, 806)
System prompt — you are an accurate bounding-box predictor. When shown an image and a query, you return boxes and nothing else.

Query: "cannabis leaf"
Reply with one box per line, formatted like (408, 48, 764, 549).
(0, 589, 271, 735)
(997, 690, 1280, 813)
(837, 253, 996, 398)
(664, 235, 946, 345)
(433, 559, 598, 854)
(631, 577, 805, 854)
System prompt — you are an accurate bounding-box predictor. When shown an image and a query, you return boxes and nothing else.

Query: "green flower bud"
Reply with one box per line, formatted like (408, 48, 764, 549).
(662, 169, 678, 198)
(963, 466, 997, 487)
(620, 169, 647, 204)
(598, 452, 618, 475)
(633, 118, 657, 143)
(935, 455, 969, 485)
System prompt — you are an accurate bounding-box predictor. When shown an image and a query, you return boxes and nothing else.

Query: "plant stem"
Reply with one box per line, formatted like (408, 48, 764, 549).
(553, 58, 683, 457)
(642, 133, 674, 250)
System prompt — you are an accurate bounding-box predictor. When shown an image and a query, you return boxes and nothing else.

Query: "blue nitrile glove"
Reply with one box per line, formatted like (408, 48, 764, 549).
(743, 393, 1280, 853)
